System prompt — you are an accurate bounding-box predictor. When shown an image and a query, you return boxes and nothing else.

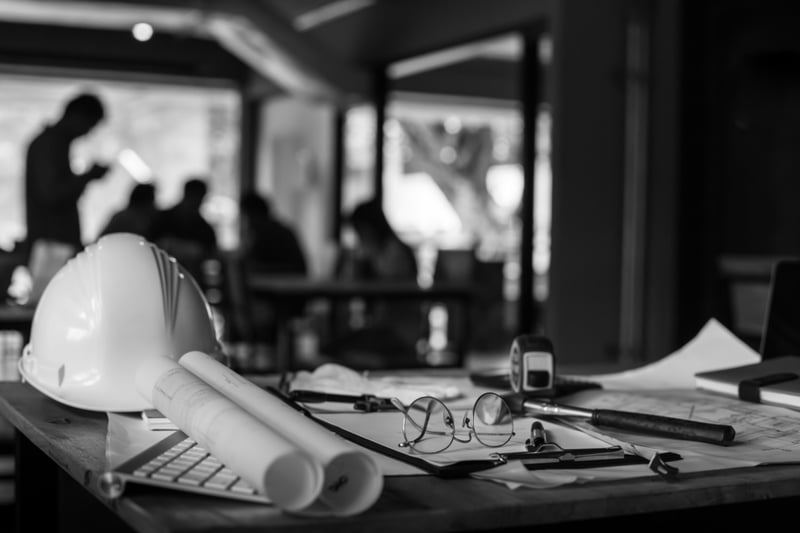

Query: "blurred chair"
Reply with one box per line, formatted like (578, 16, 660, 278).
(433, 249, 477, 285)
(423, 248, 477, 365)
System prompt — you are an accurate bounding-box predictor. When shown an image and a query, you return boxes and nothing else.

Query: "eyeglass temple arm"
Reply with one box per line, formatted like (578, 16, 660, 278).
(391, 398, 452, 441)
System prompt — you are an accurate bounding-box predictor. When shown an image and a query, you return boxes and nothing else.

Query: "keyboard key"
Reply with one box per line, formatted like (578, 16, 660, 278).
(204, 473, 237, 490)
(229, 479, 257, 495)
(119, 433, 268, 503)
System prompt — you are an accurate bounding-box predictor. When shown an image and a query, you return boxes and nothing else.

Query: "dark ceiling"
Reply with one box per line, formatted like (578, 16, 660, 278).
(0, 0, 548, 102)
(262, 0, 544, 65)
(0, 21, 252, 81)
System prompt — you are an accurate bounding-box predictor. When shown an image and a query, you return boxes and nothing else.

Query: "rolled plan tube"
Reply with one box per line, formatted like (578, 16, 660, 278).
(135, 356, 324, 512)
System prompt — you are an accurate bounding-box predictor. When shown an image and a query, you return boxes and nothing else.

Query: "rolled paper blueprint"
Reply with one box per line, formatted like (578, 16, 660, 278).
(179, 350, 384, 517)
(135, 356, 324, 512)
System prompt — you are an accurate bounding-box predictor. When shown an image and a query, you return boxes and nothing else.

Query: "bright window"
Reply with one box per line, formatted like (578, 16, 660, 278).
(0, 74, 241, 251)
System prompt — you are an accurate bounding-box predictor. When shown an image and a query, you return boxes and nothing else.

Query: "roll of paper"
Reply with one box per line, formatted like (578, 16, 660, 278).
(179, 350, 384, 517)
(135, 356, 324, 512)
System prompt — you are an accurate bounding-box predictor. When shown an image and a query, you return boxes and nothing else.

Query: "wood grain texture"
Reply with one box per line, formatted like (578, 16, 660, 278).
(3, 381, 800, 532)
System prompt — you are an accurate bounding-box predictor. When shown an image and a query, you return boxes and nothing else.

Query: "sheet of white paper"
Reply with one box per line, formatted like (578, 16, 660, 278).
(105, 412, 174, 470)
(285, 319, 777, 489)
(569, 318, 760, 390)
(313, 409, 620, 469)
(562, 388, 800, 464)
(472, 462, 584, 489)
(289, 363, 464, 405)
(473, 452, 751, 490)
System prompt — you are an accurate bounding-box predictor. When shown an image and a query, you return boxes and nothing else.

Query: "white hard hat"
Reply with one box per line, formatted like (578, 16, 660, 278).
(18, 233, 223, 412)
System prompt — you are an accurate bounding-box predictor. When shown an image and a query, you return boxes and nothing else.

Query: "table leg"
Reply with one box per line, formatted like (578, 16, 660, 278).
(14, 429, 58, 533)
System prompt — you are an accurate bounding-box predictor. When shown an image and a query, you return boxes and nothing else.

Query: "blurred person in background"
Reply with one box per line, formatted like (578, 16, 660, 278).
(230, 191, 309, 344)
(150, 177, 218, 285)
(23, 91, 110, 303)
(24, 91, 110, 256)
(97, 182, 159, 241)
(329, 198, 422, 368)
(239, 191, 307, 277)
(338, 199, 418, 282)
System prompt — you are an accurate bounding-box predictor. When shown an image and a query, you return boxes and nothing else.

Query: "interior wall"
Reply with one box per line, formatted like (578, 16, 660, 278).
(643, 0, 682, 361)
(548, 0, 628, 364)
(546, 0, 683, 365)
(255, 96, 337, 278)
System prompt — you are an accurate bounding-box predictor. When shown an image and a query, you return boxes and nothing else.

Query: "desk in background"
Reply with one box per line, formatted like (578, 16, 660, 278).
(4, 380, 800, 532)
(246, 276, 474, 372)
(0, 305, 34, 343)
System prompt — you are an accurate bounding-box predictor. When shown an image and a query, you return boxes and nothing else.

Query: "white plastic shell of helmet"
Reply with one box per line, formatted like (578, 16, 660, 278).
(18, 233, 223, 412)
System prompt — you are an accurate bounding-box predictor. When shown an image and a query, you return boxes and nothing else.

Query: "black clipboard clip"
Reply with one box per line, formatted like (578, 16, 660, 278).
(493, 442, 626, 466)
(493, 420, 626, 466)
(494, 441, 680, 480)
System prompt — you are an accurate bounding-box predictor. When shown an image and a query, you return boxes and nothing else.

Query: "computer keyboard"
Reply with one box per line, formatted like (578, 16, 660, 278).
(113, 430, 270, 504)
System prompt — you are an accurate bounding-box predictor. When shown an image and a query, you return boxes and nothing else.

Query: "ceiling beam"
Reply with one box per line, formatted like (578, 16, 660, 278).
(388, 34, 522, 79)
(0, 0, 371, 102)
(203, 0, 370, 102)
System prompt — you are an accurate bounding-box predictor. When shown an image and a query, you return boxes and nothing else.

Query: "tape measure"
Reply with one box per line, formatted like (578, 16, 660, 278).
(508, 335, 555, 395)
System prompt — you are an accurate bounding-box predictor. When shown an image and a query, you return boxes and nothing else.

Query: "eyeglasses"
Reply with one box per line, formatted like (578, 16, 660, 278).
(392, 392, 515, 454)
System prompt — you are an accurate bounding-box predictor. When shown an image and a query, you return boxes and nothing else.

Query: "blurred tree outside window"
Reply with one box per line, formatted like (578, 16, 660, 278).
(342, 97, 552, 353)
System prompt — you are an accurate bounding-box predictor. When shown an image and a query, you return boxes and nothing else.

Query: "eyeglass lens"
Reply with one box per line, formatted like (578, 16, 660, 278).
(401, 393, 514, 453)
(472, 392, 514, 447)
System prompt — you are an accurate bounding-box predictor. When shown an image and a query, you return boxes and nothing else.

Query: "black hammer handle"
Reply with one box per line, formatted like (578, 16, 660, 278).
(591, 409, 735, 446)
(504, 394, 736, 446)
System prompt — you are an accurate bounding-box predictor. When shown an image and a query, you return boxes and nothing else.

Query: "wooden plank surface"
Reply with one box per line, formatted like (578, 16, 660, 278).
(3, 381, 800, 532)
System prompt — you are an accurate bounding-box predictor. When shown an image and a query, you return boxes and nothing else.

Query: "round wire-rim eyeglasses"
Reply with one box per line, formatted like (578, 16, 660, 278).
(392, 391, 515, 454)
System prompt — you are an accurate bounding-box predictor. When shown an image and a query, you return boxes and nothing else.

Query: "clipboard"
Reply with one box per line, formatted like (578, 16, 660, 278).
(267, 387, 682, 478)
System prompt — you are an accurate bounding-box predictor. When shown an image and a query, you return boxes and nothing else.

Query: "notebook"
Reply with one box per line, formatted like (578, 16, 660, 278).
(695, 260, 800, 410)
(112, 430, 269, 504)
(695, 355, 800, 410)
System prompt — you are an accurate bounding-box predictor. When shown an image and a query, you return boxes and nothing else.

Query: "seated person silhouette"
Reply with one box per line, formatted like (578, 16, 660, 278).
(240, 191, 307, 277)
(150, 177, 218, 286)
(234, 191, 309, 343)
(97, 182, 159, 241)
(327, 199, 422, 369)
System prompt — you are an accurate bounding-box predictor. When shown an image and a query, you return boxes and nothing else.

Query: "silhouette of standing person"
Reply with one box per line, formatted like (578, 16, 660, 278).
(98, 182, 159, 240)
(24, 91, 110, 254)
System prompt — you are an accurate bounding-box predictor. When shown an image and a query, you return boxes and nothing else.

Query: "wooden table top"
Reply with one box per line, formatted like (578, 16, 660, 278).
(3, 380, 800, 532)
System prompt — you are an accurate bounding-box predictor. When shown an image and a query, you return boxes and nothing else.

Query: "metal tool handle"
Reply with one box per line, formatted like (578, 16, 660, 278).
(592, 409, 736, 446)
